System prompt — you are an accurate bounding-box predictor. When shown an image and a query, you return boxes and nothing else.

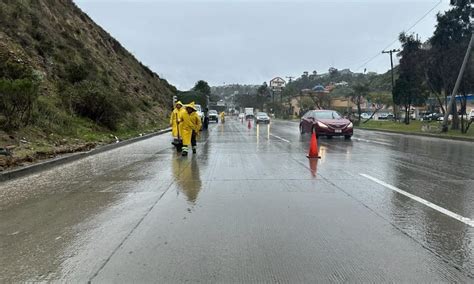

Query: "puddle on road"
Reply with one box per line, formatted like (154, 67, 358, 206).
(173, 157, 202, 205)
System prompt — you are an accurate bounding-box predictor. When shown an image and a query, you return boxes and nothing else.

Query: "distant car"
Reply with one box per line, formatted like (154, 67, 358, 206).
(208, 110, 218, 123)
(438, 114, 453, 121)
(469, 109, 474, 121)
(360, 112, 371, 119)
(299, 110, 353, 139)
(421, 113, 443, 121)
(255, 112, 270, 124)
(420, 112, 432, 121)
(378, 113, 393, 120)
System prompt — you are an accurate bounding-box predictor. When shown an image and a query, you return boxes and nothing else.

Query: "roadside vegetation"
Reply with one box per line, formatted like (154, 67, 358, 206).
(358, 120, 474, 140)
(0, 0, 176, 170)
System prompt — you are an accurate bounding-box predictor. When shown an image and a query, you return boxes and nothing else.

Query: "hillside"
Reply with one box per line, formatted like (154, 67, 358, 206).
(0, 0, 176, 169)
(283, 68, 395, 97)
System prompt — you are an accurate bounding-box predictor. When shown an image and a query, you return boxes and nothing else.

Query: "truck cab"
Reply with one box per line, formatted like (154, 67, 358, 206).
(244, 107, 254, 120)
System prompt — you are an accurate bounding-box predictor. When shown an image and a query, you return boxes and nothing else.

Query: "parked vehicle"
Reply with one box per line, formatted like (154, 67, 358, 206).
(378, 113, 393, 120)
(299, 110, 353, 139)
(437, 114, 453, 121)
(421, 113, 443, 121)
(469, 109, 474, 121)
(255, 112, 270, 124)
(208, 110, 219, 122)
(360, 112, 372, 119)
(195, 104, 204, 122)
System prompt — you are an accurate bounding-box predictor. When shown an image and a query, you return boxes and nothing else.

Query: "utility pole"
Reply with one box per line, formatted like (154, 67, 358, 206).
(286, 76, 294, 83)
(382, 49, 400, 120)
(382, 49, 400, 90)
(442, 33, 474, 132)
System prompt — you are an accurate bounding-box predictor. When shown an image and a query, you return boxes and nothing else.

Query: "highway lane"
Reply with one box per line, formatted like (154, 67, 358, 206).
(1, 118, 473, 282)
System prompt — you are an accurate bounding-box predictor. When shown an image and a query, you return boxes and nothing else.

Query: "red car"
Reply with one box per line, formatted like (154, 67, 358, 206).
(300, 110, 353, 139)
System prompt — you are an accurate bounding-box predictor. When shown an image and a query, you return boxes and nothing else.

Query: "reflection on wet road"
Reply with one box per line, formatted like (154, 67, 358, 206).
(1, 118, 473, 282)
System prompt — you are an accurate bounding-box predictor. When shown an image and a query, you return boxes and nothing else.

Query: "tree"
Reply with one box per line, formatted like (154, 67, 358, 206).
(393, 33, 428, 124)
(310, 91, 331, 110)
(192, 80, 211, 96)
(257, 82, 269, 97)
(363, 92, 393, 123)
(328, 67, 339, 78)
(425, 0, 473, 129)
(298, 96, 314, 116)
(177, 91, 208, 109)
(347, 83, 369, 124)
(234, 93, 266, 110)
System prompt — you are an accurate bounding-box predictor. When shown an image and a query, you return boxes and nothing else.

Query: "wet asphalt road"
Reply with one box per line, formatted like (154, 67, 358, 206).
(1, 118, 474, 282)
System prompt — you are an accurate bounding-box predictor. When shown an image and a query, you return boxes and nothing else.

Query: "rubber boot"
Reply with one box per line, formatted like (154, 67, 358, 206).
(181, 146, 188, 156)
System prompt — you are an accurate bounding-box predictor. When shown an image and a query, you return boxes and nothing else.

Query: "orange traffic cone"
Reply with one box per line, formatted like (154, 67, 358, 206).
(307, 131, 321, 159)
(248, 120, 251, 129)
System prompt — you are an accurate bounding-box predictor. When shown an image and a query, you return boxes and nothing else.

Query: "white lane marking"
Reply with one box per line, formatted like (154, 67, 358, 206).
(353, 137, 393, 146)
(270, 134, 291, 143)
(360, 173, 474, 227)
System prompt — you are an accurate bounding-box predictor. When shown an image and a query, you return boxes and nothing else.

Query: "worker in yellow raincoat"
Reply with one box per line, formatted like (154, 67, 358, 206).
(170, 101, 186, 152)
(220, 111, 225, 123)
(181, 102, 202, 156)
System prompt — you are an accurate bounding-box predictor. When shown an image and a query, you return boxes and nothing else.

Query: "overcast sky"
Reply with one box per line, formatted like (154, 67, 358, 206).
(74, 0, 450, 90)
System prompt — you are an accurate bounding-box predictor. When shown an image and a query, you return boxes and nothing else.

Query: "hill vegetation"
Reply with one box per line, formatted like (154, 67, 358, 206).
(0, 0, 176, 169)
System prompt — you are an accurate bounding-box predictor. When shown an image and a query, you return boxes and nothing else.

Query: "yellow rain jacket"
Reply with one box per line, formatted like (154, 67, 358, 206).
(181, 111, 202, 146)
(170, 107, 186, 138)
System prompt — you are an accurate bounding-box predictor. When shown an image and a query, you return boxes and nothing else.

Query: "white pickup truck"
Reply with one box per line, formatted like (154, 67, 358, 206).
(244, 107, 254, 120)
(195, 104, 204, 122)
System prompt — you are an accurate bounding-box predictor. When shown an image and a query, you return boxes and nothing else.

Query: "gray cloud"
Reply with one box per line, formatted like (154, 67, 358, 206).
(74, 0, 450, 89)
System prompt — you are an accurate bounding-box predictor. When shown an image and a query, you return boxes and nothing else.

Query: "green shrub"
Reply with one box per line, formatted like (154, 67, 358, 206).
(64, 80, 122, 130)
(65, 62, 92, 84)
(31, 96, 73, 134)
(0, 58, 33, 80)
(0, 78, 40, 129)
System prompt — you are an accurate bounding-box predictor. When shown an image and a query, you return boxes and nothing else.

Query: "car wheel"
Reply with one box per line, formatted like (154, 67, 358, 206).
(344, 135, 352, 140)
(299, 125, 304, 134)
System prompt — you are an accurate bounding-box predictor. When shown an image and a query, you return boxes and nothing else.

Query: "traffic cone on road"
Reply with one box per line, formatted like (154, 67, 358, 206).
(248, 120, 251, 129)
(307, 131, 321, 159)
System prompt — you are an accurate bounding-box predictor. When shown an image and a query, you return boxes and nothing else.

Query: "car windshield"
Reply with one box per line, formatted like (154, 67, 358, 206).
(195, 105, 202, 112)
(313, 111, 342, 119)
(209, 110, 217, 114)
(257, 112, 267, 116)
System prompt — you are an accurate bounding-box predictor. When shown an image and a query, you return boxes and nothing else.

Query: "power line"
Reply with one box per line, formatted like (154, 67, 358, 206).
(355, 0, 443, 71)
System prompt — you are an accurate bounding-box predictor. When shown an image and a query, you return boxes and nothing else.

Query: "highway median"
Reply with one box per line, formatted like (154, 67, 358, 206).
(357, 120, 474, 142)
